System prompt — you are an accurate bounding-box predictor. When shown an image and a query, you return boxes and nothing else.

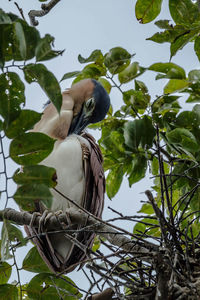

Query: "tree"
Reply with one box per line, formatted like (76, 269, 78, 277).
(1, 0, 200, 299)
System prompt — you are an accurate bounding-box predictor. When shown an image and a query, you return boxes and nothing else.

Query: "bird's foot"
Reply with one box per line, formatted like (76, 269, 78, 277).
(29, 212, 41, 227)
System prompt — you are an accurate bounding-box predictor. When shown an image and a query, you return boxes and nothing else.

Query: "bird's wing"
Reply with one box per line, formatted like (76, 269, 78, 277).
(24, 133, 105, 273)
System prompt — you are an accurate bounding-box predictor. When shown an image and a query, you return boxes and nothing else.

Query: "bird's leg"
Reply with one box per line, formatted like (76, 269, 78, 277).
(29, 211, 41, 228)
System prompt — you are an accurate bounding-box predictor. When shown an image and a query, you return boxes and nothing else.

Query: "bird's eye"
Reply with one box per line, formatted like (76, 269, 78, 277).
(85, 98, 95, 109)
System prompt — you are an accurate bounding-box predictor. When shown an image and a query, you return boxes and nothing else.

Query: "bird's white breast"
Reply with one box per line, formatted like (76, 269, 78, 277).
(41, 134, 91, 212)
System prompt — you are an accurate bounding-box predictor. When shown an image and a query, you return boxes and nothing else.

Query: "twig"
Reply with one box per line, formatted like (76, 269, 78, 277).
(28, 0, 61, 26)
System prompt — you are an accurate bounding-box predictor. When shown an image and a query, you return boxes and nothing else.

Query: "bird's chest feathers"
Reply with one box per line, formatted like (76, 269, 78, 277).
(41, 135, 90, 212)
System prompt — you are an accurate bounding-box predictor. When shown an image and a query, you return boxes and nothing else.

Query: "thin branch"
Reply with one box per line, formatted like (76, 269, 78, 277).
(28, 0, 61, 26)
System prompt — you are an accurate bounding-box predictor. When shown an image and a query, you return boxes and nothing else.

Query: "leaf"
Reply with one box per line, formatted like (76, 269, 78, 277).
(22, 247, 50, 273)
(0, 262, 12, 284)
(128, 155, 147, 186)
(60, 71, 81, 82)
(35, 34, 64, 62)
(123, 88, 150, 113)
(106, 165, 123, 199)
(14, 183, 52, 211)
(5, 109, 42, 138)
(118, 62, 146, 83)
(14, 21, 26, 60)
(170, 29, 199, 59)
(0, 72, 25, 125)
(78, 49, 103, 63)
(0, 9, 12, 24)
(149, 62, 186, 79)
(138, 203, 154, 215)
(24, 63, 62, 112)
(0, 284, 18, 300)
(194, 36, 200, 62)
(10, 132, 55, 165)
(124, 116, 156, 151)
(166, 128, 200, 153)
(135, 0, 162, 24)
(155, 19, 173, 29)
(104, 47, 131, 74)
(13, 165, 57, 188)
(27, 273, 82, 300)
(164, 79, 189, 94)
(188, 69, 200, 82)
(1, 220, 26, 260)
(169, 0, 200, 25)
(82, 63, 106, 78)
(98, 78, 112, 94)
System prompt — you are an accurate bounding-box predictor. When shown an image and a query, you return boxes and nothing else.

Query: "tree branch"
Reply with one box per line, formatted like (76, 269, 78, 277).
(0, 207, 158, 262)
(28, 0, 61, 26)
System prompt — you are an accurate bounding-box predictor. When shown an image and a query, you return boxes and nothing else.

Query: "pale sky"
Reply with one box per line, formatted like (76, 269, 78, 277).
(1, 0, 199, 293)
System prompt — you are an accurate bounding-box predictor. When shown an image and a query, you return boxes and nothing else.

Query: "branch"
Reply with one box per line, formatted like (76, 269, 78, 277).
(0, 207, 158, 262)
(28, 0, 61, 26)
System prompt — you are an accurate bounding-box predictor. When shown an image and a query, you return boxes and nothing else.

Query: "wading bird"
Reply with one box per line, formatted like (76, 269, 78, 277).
(25, 79, 110, 273)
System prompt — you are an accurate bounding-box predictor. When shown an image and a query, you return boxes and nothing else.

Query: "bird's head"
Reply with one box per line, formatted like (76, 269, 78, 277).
(33, 79, 110, 139)
(67, 79, 110, 135)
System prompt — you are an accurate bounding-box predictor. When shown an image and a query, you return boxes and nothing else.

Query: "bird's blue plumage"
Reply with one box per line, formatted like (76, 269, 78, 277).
(91, 79, 110, 123)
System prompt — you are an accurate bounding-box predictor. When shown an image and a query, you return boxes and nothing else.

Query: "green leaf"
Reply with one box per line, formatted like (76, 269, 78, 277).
(78, 49, 103, 63)
(152, 95, 180, 114)
(1, 222, 12, 261)
(106, 165, 123, 199)
(27, 273, 82, 300)
(104, 47, 131, 74)
(24, 63, 62, 112)
(14, 183, 52, 211)
(164, 79, 189, 94)
(98, 78, 112, 94)
(0, 284, 18, 300)
(169, 0, 200, 25)
(170, 29, 199, 58)
(14, 21, 26, 60)
(5, 109, 42, 138)
(124, 116, 156, 151)
(60, 71, 81, 82)
(0, 72, 25, 125)
(155, 19, 173, 29)
(128, 155, 147, 186)
(10, 132, 55, 165)
(82, 63, 106, 78)
(138, 203, 154, 215)
(123, 88, 150, 113)
(1, 220, 26, 260)
(175, 111, 199, 129)
(0, 9, 12, 24)
(118, 62, 146, 83)
(23, 247, 50, 273)
(166, 128, 200, 153)
(149, 62, 186, 79)
(147, 29, 175, 44)
(0, 262, 12, 284)
(13, 165, 57, 188)
(135, 0, 162, 24)
(194, 36, 200, 62)
(35, 34, 64, 62)
(188, 69, 200, 82)
(133, 218, 160, 237)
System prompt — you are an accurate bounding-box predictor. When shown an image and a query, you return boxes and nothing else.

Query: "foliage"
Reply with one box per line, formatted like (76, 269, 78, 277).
(1, 0, 200, 299)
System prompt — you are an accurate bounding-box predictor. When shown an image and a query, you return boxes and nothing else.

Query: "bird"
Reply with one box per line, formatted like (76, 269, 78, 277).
(24, 78, 110, 273)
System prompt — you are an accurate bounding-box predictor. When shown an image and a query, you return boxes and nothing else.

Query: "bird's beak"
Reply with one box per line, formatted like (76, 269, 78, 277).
(68, 97, 95, 135)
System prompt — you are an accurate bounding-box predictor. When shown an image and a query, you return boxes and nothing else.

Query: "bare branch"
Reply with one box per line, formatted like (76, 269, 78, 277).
(28, 0, 61, 26)
(0, 207, 158, 261)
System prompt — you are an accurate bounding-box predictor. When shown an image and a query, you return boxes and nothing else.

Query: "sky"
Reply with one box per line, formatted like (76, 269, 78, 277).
(1, 0, 200, 293)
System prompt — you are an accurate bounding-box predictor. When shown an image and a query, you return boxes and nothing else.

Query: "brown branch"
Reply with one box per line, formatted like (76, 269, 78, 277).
(0, 207, 158, 262)
(87, 288, 114, 300)
(28, 0, 61, 26)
